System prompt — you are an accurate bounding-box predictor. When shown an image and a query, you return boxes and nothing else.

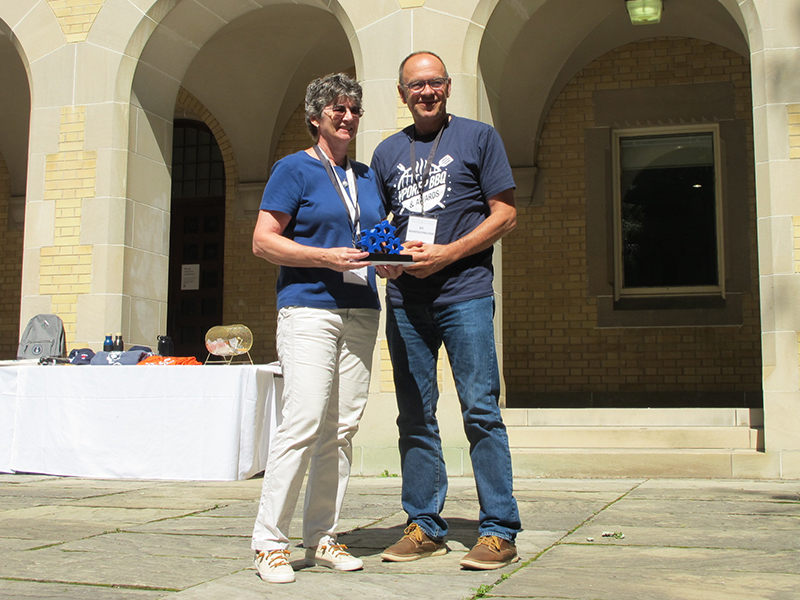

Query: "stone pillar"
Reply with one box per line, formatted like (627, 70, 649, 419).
(346, 0, 507, 473)
(752, 0, 800, 477)
(19, 0, 162, 350)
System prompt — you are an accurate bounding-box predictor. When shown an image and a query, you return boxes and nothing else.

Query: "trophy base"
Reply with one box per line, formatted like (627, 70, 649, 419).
(367, 253, 413, 266)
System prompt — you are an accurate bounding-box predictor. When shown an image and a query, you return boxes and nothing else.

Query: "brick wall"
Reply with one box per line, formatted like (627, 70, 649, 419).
(46, 0, 105, 43)
(789, 104, 800, 160)
(39, 106, 96, 347)
(503, 38, 761, 402)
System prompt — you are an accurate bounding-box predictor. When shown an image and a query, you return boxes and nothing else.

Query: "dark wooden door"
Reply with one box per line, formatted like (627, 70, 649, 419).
(167, 121, 225, 360)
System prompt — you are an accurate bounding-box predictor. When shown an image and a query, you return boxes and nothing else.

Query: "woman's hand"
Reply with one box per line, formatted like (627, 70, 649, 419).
(375, 264, 404, 279)
(320, 247, 371, 272)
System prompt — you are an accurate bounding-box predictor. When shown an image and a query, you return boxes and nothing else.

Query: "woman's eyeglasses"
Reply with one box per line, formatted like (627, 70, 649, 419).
(326, 104, 364, 118)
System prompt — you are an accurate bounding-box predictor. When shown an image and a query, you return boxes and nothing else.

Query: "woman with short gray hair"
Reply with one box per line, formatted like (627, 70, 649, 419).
(250, 73, 392, 584)
(304, 72, 363, 139)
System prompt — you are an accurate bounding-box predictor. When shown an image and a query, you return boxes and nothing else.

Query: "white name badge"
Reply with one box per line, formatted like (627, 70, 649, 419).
(406, 215, 438, 245)
(344, 266, 369, 286)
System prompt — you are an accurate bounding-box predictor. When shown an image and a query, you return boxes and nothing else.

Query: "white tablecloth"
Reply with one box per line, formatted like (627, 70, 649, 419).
(0, 363, 281, 481)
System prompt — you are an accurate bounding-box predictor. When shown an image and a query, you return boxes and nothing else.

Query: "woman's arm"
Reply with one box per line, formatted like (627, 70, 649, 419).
(252, 209, 370, 272)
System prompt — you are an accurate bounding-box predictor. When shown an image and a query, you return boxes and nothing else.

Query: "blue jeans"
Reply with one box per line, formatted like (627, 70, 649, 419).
(386, 296, 521, 542)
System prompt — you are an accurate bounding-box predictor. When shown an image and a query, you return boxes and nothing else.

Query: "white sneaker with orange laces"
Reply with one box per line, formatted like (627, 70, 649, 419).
(305, 538, 363, 571)
(254, 549, 296, 583)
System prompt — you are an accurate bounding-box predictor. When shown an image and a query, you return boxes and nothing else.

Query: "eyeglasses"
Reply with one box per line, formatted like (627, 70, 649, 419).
(400, 77, 449, 93)
(325, 104, 364, 118)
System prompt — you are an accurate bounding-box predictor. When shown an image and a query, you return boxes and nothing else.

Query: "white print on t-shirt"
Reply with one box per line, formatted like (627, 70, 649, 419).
(395, 155, 453, 214)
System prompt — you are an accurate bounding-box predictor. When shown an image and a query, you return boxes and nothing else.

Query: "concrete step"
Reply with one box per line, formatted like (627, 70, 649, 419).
(501, 407, 762, 428)
(510, 448, 777, 479)
(506, 425, 762, 450)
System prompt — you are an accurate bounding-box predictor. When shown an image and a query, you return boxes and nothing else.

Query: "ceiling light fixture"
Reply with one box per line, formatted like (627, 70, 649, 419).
(626, 0, 663, 25)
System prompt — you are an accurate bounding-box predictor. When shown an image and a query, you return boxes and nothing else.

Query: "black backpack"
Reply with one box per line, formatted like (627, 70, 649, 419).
(17, 314, 67, 360)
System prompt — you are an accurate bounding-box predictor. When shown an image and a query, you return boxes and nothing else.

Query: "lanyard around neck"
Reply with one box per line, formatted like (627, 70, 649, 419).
(313, 144, 360, 246)
(409, 118, 446, 216)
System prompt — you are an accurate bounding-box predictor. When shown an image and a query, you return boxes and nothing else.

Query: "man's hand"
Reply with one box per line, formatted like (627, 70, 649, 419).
(397, 188, 516, 279)
(402, 240, 456, 279)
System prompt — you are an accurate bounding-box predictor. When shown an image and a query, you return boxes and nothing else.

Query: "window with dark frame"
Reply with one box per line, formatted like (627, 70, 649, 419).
(171, 120, 225, 200)
(613, 127, 724, 299)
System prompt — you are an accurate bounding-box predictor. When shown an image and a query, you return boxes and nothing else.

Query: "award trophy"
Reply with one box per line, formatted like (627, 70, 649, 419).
(356, 220, 413, 265)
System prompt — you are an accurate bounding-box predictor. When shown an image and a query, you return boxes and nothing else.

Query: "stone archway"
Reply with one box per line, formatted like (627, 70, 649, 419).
(124, 0, 358, 352)
(0, 20, 29, 358)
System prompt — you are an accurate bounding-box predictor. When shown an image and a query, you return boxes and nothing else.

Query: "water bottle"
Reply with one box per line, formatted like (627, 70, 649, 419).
(103, 335, 113, 352)
(113, 334, 124, 352)
(157, 335, 174, 356)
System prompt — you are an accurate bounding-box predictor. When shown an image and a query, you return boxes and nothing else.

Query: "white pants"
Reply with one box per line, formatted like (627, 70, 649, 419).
(251, 306, 379, 550)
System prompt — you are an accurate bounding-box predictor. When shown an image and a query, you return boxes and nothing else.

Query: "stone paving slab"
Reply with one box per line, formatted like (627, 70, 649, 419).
(0, 538, 54, 553)
(196, 502, 256, 518)
(532, 544, 800, 574)
(60, 532, 247, 560)
(165, 566, 508, 600)
(0, 504, 193, 524)
(1, 475, 799, 600)
(626, 479, 800, 501)
(580, 513, 800, 535)
(0, 580, 162, 600)
(126, 515, 255, 537)
(494, 567, 800, 600)
(510, 479, 643, 492)
(595, 497, 800, 517)
(0, 484, 149, 500)
(0, 545, 249, 591)
(67, 493, 241, 512)
(0, 496, 76, 510)
(565, 525, 800, 551)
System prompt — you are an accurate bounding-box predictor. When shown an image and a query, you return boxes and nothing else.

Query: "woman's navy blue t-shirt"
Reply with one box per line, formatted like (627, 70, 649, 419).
(260, 151, 383, 310)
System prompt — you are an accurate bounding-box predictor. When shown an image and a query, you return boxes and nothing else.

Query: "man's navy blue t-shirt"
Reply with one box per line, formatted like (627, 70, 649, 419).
(260, 151, 383, 310)
(370, 115, 515, 307)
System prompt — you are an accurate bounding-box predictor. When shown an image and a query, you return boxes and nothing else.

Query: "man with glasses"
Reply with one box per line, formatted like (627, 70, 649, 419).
(371, 51, 521, 570)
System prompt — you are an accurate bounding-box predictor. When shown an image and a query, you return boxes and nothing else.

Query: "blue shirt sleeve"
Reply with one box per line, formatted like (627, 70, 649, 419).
(260, 156, 303, 217)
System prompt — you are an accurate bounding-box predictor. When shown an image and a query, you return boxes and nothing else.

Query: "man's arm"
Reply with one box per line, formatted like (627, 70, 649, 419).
(403, 187, 516, 279)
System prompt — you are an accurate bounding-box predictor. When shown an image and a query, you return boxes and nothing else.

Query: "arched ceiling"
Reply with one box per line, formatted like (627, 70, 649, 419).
(130, 0, 354, 182)
(180, 5, 353, 182)
(0, 22, 30, 197)
(480, 0, 750, 166)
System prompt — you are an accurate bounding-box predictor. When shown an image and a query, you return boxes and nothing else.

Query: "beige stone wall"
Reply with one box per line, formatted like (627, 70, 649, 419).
(0, 154, 22, 359)
(503, 38, 761, 398)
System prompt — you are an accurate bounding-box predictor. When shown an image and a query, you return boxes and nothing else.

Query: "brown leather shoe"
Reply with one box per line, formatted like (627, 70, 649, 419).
(459, 536, 519, 570)
(381, 523, 447, 562)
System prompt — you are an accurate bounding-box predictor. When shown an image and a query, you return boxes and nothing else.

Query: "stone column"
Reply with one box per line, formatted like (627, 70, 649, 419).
(19, 0, 163, 350)
(751, 0, 800, 477)
(346, 0, 508, 473)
